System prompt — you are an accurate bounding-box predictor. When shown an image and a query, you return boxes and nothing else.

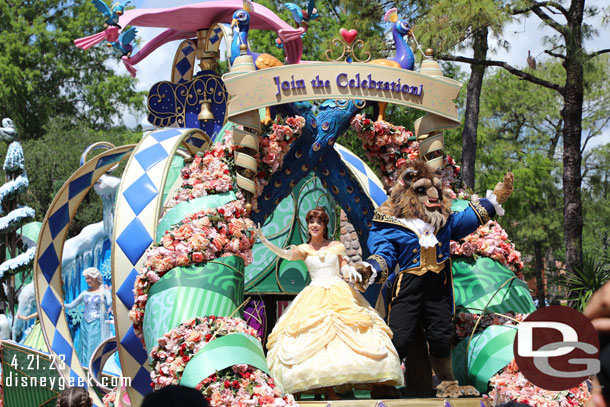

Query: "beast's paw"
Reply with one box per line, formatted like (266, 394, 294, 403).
(436, 380, 461, 398)
(436, 381, 480, 398)
(459, 385, 479, 396)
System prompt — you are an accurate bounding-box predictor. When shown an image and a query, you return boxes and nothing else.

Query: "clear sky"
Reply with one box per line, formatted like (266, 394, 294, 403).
(116, 0, 610, 146)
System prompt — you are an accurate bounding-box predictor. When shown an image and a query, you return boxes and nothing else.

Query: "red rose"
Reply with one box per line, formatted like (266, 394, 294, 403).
(192, 252, 204, 262)
(232, 380, 239, 388)
(205, 334, 212, 341)
(218, 208, 225, 215)
(224, 380, 231, 388)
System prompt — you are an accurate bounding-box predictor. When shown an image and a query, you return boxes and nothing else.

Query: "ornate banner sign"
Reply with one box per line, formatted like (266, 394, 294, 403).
(223, 62, 462, 123)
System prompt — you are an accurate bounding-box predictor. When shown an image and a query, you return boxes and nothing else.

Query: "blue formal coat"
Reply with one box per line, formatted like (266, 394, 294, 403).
(365, 198, 497, 314)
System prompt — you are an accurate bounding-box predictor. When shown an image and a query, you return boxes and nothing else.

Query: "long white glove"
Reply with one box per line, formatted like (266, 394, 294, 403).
(341, 264, 362, 284)
(256, 225, 298, 261)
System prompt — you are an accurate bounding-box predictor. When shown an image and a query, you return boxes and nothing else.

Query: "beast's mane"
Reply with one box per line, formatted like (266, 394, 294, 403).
(378, 160, 452, 228)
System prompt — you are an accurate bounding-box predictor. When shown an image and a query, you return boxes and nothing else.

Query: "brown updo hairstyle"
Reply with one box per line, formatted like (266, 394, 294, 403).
(56, 387, 92, 407)
(305, 206, 330, 243)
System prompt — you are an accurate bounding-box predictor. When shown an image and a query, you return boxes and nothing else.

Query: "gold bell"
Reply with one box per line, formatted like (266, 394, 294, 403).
(198, 98, 215, 121)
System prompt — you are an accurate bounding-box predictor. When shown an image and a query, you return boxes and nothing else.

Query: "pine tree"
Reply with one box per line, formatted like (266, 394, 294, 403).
(0, 119, 36, 330)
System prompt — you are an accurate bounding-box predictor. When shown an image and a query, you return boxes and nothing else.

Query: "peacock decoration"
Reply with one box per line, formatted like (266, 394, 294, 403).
(369, 8, 415, 122)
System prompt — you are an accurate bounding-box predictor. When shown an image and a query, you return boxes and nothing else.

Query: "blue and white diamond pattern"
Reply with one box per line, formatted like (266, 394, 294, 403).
(112, 128, 209, 406)
(205, 23, 233, 57)
(171, 39, 197, 84)
(334, 143, 388, 207)
(34, 145, 135, 407)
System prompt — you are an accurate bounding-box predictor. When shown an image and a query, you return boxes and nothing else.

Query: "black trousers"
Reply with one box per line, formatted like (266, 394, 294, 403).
(388, 270, 453, 359)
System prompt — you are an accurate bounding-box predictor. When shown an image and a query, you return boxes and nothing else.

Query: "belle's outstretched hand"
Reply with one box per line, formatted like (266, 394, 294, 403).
(256, 224, 298, 261)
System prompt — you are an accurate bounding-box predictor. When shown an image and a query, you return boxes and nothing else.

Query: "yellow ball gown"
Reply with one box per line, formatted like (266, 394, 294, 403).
(266, 243, 404, 393)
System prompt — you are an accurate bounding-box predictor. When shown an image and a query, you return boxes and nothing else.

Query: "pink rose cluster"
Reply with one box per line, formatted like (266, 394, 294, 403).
(486, 360, 590, 406)
(454, 311, 525, 340)
(450, 220, 524, 276)
(150, 316, 297, 407)
(167, 136, 237, 209)
(350, 114, 419, 188)
(197, 364, 297, 407)
(254, 116, 305, 201)
(129, 200, 255, 340)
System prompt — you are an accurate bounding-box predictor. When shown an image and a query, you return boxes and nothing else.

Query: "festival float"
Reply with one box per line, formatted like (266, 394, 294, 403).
(0, 1, 590, 406)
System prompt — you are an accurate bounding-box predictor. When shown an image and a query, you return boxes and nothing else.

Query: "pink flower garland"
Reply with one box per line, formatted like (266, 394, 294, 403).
(166, 136, 237, 209)
(350, 114, 419, 188)
(486, 360, 590, 406)
(450, 220, 524, 276)
(150, 317, 298, 407)
(129, 201, 255, 340)
(253, 116, 305, 203)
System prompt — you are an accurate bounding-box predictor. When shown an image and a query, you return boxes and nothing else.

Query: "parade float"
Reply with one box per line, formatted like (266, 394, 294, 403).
(1, 0, 587, 406)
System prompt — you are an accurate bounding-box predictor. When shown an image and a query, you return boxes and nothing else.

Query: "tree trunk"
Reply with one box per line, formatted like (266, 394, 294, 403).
(561, 0, 585, 276)
(460, 27, 488, 189)
(534, 241, 546, 307)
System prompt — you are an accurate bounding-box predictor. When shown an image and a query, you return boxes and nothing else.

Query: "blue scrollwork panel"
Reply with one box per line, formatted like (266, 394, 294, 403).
(147, 70, 227, 136)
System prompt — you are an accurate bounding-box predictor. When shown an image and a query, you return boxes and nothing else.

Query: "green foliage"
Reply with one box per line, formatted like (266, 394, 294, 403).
(474, 56, 610, 301)
(0, 0, 146, 140)
(412, 0, 510, 55)
(583, 143, 610, 259)
(561, 255, 610, 311)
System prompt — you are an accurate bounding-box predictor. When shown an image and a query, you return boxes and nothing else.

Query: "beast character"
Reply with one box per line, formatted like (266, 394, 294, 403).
(356, 159, 513, 398)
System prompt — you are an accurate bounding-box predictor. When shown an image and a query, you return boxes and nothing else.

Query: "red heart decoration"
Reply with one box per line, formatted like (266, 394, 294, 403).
(340, 28, 358, 45)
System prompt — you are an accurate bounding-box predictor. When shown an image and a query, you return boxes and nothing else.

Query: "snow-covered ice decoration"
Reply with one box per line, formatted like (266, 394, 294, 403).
(0, 247, 36, 280)
(94, 175, 121, 239)
(0, 206, 35, 230)
(0, 118, 16, 142)
(0, 314, 10, 340)
(12, 282, 36, 341)
(3, 141, 25, 172)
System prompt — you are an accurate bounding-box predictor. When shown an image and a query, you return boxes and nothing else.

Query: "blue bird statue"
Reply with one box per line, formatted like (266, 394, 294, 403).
(230, 1, 284, 69)
(252, 99, 376, 252)
(285, 0, 319, 29)
(91, 0, 131, 28)
(107, 26, 137, 57)
(230, 0, 284, 124)
(369, 8, 415, 121)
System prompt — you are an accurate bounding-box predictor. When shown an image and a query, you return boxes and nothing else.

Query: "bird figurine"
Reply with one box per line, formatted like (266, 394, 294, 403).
(368, 8, 415, 121)
(527, 50, 537, 70)
(107, 26, 137, 57)
(230, 0, 284, 123)
(91, 0, 131, 28)
(285, 0, 319, 29)
(0, 118, 16, 142)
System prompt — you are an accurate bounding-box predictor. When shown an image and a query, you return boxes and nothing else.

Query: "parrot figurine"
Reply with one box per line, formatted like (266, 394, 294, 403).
(107, 26, 137, 57)
(91, 0, 131, 27)
(284, 0, 319, 29)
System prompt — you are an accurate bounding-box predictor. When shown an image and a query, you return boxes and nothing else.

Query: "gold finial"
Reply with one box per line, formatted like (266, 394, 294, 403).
(239, 43, 248, 55)
(425, 48, 434, 57)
